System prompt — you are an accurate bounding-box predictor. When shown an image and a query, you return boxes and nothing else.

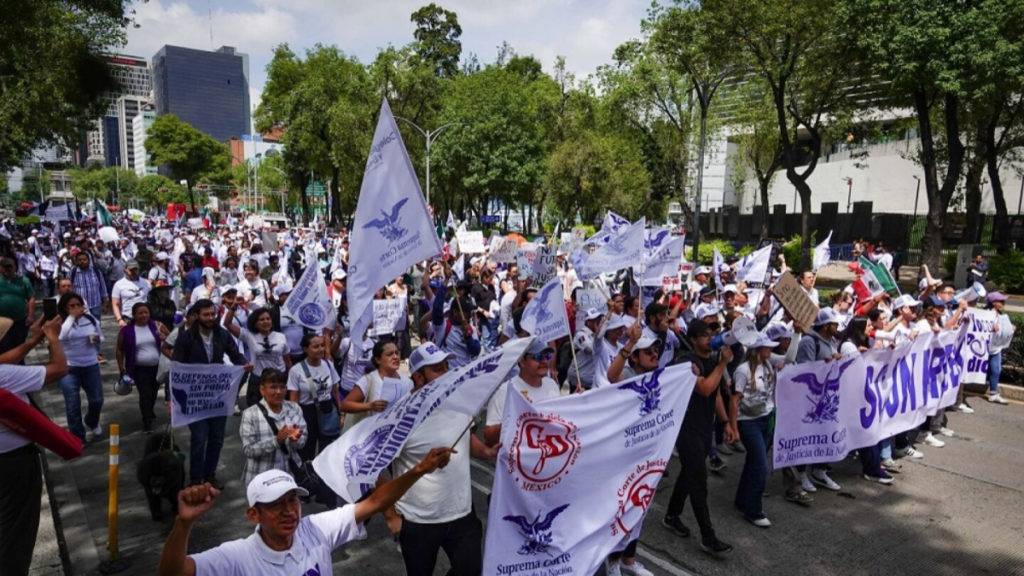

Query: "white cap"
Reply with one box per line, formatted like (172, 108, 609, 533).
(694, 303, 721, 320)
(635, 328, 662, 351)
(331, 268, 347, 281)
(764, 322, 794, 341)
(751, 333, 779, 349)
(583, 308, 603, 321)
(155, 251, 169, 261)
(409, 342, 453, 373)
(202, 267, 216, 281)
(721, 284, 738, 295)
(246, 469, 308, 507)
(892, 294, 922, 311)
(603, 313, 630, 332)
(813, 308, 841, 327)
(694, 265, 712, 276)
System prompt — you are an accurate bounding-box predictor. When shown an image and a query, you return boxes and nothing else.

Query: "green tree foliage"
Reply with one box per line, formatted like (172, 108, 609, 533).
(410, 3, 463, 78)
(0, 0, 129, 171)
(135, 174, 188, 207)
(68, 165, 137, 204)
(144, 114, 231, 213)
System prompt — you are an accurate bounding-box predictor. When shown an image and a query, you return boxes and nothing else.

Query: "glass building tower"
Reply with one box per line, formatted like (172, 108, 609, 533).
(152, 45, 251, 142)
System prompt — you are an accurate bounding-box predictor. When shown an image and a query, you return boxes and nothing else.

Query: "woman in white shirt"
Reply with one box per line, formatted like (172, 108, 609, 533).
(340, 339, 412, 429)
(224, 306, 291, 408)
(116, 302, 167, 433)
(57, 292, 104, 442)
(287, 334, 343, 462)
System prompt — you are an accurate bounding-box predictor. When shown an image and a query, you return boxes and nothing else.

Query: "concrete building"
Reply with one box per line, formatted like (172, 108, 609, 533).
(152, 45, 251, 142)
(85, 54, 152, 164)
(116, 96, 147, 171)
(132, 107, 157, 177)
(229, 133, 284, 166)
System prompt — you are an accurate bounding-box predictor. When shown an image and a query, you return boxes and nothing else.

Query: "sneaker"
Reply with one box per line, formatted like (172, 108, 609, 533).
(748, 515, 772, 528)
(621, 560, 654, 576)
(881, 458, 902, 473)
(730, 441, 745, 453)
(661, 515, 691, 538)
(939, 427, 955, 437)
(715, 442, 733, 456)
(784, 491, 814, 507)
(955, 402, 975, 414)
(905, 447, 925, 459)
(987, 393, 1009, 405)
(708, 455, 727, 474)
(700, 536, 733, 556)
(799, 472, 817, 493)
(863, 472, 895, 485)
(605, 560, 622, 576)
(923, 433, 945, 448)
(85, 426, 103, 442)
(810, 469, 841, 491)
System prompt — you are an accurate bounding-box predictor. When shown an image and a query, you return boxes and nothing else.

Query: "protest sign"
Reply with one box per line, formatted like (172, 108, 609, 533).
(521, 277, 570, 343)
(370, 297, 407, 336)
(772, 271, 820, 331)
(490, 235, 519, 263)
(961, 309, 996, 384)
(169, 362, 246, 427)
(530, 245, 557, 287)
(261, 230, 278, 251)
(455, 230, 486, 254)
(484, 364, 696, 575)
(314, 338, 530, 502)
(516, 243, 538, 280)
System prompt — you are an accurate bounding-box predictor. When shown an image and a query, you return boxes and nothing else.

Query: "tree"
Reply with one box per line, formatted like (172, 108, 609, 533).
(411, 3, 462, 78)
(136, 174, 187, 207)
(144, 114, 231, 214)
(68, 166, 137, 204)
(0, 0, 129, 171)
(731, 88, 783, 241)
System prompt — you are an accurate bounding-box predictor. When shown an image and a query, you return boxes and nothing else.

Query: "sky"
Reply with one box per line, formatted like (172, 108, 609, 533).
(124, 0, 651, 115)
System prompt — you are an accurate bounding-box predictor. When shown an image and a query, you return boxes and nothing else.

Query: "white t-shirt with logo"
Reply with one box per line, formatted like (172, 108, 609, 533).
(393, 408, 472, 524)
(241, 330, 289, 375)
(189, 504, 365, 575)
(485, 375, 561, 426)
(286, 360, 340, 406)
(111, 277, 151, 317)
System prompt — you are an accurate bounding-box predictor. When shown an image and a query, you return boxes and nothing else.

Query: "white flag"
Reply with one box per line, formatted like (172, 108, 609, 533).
(447, 210, 457, 230)
(521, 276, 570, 343)
(712, 247, 725, 290)
(642, 235, 685, 287)
(603, 210, 630, 234)
(575, 218, 645, 280)
(484, 363, 696, 574)
(348, 99, 442, 344)
(313, 338, 530, 502)
(736, 244, 773, 286)
(813, 230, 832, 272)
(285, 256, 334, 330)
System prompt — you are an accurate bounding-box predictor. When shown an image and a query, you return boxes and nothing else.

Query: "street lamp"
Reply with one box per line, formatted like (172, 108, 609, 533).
(842, 177, 853, 213)
(393, 116, 457, 205)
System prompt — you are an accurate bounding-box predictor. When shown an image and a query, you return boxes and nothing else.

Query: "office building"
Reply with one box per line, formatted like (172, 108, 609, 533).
(116, 95, 147, 171)
(152, 45, 251, 142)
(85, 54, 153, 164)
(132, 106, 157, 177)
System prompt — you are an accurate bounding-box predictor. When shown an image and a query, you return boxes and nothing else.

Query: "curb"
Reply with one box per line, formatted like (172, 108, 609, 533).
(964, 383, 1024, 403)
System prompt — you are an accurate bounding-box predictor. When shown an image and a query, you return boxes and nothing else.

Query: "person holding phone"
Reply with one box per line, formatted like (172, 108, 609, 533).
(56, 292, 105, 442)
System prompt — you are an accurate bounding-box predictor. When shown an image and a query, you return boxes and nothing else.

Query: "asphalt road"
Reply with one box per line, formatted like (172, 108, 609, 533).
(26, 320, 1024, 576)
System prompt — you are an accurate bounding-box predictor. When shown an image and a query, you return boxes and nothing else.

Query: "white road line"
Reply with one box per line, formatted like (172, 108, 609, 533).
(471, 459, 495, 476)
(470, 472, 697, 576)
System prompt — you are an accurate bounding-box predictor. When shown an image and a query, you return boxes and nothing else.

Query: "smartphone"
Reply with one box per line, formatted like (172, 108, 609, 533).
(43, 298, 58, 321)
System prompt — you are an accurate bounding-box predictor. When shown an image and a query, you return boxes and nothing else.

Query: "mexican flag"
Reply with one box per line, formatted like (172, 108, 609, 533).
(93, 199, 114, 226)
(851, 256, 899, 302)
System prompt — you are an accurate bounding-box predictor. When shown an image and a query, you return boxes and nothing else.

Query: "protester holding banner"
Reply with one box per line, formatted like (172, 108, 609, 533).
(568, 308, 603, 390)
(793, 309, 844, 492)
(286, 333, 342, 462)
(483, 339, 561, 446)
(171, 299, 251, 488)
(239, 369, 307, 488)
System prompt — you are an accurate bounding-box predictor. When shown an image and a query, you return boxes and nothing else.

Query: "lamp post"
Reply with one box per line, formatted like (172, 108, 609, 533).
(842, 176, 853, 213)
(393, 116, 457, 206)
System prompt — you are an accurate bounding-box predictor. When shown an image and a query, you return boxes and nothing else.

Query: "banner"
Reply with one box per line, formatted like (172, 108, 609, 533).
(735, 244, 773, 286)
(813, 230, 832, 271)
(285, 255, 334, 330)
(773, 326, 966, 468)
(169, 362, 246, 427)
(603, 210, 630, 234)
(484, 364, 696, 576)
(456, 230, 486, 254)
(348, 99, 443, 347)
(642, 236, 685, 287)
(521, 277, 570, 343)
(961, 309, 996, 384)
(313, 338, 530, 502)
(369, 297, 407, 336)
(575, 218, 645, 281)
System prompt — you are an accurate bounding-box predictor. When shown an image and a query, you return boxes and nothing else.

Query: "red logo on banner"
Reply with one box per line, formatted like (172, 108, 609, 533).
(507, 413, 580, 491)
(612, 459, 667, 536)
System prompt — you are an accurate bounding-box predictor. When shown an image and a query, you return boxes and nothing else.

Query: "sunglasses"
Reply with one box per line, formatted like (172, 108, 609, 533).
(527, 351, 555, 362)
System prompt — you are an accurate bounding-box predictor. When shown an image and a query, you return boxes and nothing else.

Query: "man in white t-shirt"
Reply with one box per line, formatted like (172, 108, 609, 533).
(483, 339, 561, 445)
(157, 450, 453, 576)
(110, 260, 151, 326)
(383, 343, 500, 576)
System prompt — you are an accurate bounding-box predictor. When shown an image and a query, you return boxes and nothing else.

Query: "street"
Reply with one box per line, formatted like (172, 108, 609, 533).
(28, 321, 1024, 576)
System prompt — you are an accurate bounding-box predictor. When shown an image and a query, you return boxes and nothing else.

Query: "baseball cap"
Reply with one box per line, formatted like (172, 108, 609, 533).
(813, 308, 841, 327)
(125, 260, 140, 270)
(202, 267, 216, 281)
(332, 269, 347, 281)
(751, 333, 779, 349)
(635, 329, 662, 351)
(409, 342, 453, 373)
(694, 265, 712, 276)
(273, 281, 293, 298)
(764, 323, 794, 341)
(721, 284, 738, 295)
(694, 303, 721, 320)
(986, 291, 1008, 304)
(525, 338, 555, 357)
(892, 294, 922, 311)
(603, 314, 630, 332)
(583, 308, 603, 322)
(155, 251, 169, 261)
(246, 469, 308, 507)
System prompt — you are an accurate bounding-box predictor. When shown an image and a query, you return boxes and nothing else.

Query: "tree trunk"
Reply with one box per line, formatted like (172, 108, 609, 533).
(298, 173, 311, 226)
(329, 167, 341, 228)
(983, 114, 1011, 253)
(186, 185, 197, 215)
(915, 88, 944, 272)
(758, 175, 771, 241)
(964, 154, 984, 244)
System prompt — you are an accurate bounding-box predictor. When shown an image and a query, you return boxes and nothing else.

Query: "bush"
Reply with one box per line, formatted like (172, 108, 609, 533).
(988, 250, 1024, 293)
(1003, 312, 1024, 369)
(942, 251, 957, 278)
(736, 244, 756, 257)
(686, 239, 735, 264)
(781, 233, 816, 272)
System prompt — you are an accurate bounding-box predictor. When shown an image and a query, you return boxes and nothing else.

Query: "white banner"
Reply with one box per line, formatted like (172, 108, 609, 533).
(169, 362, 246, 427)
(285, 257, 334, 330)
(348, 99, 443, 349)
(456, 230, 486, 254)
(643, 236, 685, 287)
(574, 218, 645, 281)
(521, 277, 570, 343)
(313, 338, 530, 502)
(813, 230, 832, 271)
(773, 326, 967, 468)
(961, 309, 996, 384)
(735, 244, 773, 286)
(484, 364, 696, 575)
(369, 297, 407, 336)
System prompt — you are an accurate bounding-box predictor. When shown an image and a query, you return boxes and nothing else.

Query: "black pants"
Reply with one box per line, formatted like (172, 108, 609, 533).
(398, 511, 483, 576)
(666, 429, 716, 540)
(0, 444, 42, 576)
(608, 538, 639, 561)
(299, 403, 322, 462)
(134, 365, 160, 427)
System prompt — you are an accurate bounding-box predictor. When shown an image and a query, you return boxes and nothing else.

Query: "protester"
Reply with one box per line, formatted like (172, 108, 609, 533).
(340, 339, 412, 427)
(110, 260, 151, 327)
(985, 292, 1014, 405)
(0, 257, 36, 354)
(239, 369, 307, 488)
(483, 339, 561, 445)
(286, 333, 342, 461)
(116, 302, 166, 432)
(56, 292, 105, 442)
(224, 306, 291, 408)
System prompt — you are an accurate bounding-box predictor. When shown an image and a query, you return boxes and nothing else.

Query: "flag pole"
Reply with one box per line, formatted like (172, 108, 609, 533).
(563, 274, 585, 394)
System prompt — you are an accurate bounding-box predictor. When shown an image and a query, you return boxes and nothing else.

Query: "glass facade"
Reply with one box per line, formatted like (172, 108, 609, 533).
(153, 45, 251, 142)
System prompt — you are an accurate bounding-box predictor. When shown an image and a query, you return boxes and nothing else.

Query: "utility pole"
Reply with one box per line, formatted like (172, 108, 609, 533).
(394, 116, 458, 206)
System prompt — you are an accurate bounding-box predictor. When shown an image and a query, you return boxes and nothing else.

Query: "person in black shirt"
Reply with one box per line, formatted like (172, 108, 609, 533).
(662, 319, 736, 556)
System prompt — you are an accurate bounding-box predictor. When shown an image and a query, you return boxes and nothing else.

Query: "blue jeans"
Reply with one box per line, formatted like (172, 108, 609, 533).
(987, 352, 1003, 394)
(735, 415, 771, 520)
(58, 364, 104, 441)
(188, 416, 227, 484)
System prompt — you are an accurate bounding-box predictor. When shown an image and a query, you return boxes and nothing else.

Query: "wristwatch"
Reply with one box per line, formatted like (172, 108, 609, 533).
(619, 348, 632, 358)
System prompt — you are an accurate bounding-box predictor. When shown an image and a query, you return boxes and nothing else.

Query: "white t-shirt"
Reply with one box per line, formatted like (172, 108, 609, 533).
(110, 277, 151, 317)
(486, 375, 561, 426)
(0, 366, 46, 452)
(354, 372, 413, 407)
(241, 330, 289, 375)
(287, 360, 340, 405)
(134, 326, 160, 367)
(189, 504, 366, 576)
(393, 409, 472, 524)
(733, 362, 776, 420)
(592, 337, 620, 389)
(58, 314, 102, 367)
(236, 277, 271, 308)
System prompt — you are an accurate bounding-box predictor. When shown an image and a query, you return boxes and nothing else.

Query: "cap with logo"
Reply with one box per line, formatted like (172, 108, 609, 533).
(892, 294, 922, 311)
(409, 342, 453, 373)
(246, 469, 309, 507)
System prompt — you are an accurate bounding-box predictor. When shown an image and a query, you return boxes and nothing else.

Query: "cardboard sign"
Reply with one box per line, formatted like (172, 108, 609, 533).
(261, 231, 278, 251)
(516, 243, 538, 280)
(530, 246, 557, 288)
(455, 230, 486, 254)
(772, 271, 819, 331)
(370, 297, 407, 336)
(490, 235, 519, 263)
